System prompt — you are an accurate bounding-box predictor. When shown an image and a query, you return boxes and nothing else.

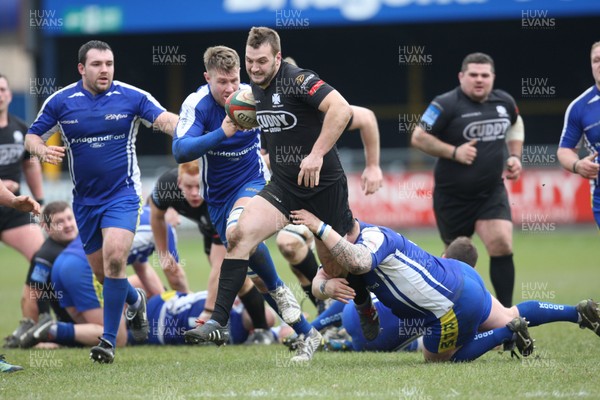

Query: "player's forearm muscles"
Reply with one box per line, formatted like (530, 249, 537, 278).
(172, 128, 227, 163)
(329, 239, 371, 275)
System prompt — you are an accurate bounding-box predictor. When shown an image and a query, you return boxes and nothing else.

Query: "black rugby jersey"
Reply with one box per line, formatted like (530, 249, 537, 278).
(420, 87, 519, 196)
(252, 61, 346, 199)
(0, 115, 31, 194)
(150, 168, 220, 242)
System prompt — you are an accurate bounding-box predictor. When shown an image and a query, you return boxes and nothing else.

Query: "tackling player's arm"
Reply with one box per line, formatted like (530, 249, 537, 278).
(149, 200, 189, 292)
(349, 105, 383, 195)
(299, 90, 352, 187)
(290, 209, 371, 275)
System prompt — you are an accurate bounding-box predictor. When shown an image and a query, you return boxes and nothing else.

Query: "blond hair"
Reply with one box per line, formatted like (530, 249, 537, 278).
(203, 46, 240, 73)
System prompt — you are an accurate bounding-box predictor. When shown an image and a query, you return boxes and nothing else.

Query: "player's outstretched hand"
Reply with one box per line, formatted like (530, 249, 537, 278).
(290, 209, 320, 233)
(297, 153, 323, 188)
(575, 152, 599, 179)
(361, 165, 383, 195)
(11, 195, 41, 215)
(321, 278, 355, 304)
(40, 145, 66, 165)
(505, 155, 522, 180)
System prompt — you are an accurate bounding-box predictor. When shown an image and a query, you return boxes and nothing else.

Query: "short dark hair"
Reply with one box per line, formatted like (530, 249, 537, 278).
(246, 27, 281, 56)
(461, 52, 495, 73)
(78, 40, 112, 65)
(445, 236, 478, 268)
(40, 201, 71, 227)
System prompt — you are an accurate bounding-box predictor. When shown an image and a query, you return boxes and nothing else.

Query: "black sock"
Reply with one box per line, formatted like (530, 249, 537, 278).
(212, 259, 249, 326)
(346, 273, 369, 306)
(490, 254, 515, 307)
(292, 251, 319, 281)
(37, 298, 51, 315)
(302, 284, 317, 307)
(239, 286, 268, 330)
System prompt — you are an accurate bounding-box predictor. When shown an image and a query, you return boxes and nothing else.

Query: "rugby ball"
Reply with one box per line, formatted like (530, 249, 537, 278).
(225, 88, 259, 130)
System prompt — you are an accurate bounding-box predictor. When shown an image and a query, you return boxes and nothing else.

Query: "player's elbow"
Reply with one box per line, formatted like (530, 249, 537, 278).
(171, 140, 192, 164)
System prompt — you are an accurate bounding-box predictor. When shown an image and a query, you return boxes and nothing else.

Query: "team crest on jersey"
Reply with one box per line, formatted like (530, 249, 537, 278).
(272, 93, 281, 105)
(295, 75, 305, 85)
(13, 130, 24, 144)
(496, 105, 509, 118)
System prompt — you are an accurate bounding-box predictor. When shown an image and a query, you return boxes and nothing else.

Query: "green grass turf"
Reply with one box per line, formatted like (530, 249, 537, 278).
(1, 226, 599, 399)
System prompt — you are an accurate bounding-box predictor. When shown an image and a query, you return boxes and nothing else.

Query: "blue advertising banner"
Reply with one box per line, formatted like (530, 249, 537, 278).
(37, 0, 600, 35)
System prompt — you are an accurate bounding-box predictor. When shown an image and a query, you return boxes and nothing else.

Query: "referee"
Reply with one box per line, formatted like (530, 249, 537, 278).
(411, 52, 524, 307)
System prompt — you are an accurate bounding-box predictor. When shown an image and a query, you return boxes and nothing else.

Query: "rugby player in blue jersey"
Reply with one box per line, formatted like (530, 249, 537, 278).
(557, 41, 600, 226)
(172, 46, 319, 353)
(24, 40, 179, 363)
(292, 209, 600, 362)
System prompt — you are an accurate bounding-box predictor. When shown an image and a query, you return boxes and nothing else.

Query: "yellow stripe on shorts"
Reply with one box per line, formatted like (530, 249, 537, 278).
(438, 308, 459, 353)
(160, 290, 177, 302)
(93, 274, 104, 308)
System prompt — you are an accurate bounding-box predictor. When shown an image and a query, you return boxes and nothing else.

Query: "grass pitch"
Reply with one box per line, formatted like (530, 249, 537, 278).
(1, 226, 599, 399)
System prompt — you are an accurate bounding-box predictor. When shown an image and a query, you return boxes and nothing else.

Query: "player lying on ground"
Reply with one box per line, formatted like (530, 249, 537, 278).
(291, 209, 600, 362)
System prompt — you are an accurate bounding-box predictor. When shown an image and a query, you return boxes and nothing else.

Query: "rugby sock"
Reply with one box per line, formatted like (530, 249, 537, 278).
(516, 301, 578, 327)
(37, 297, 51, 315)
(53, 322, 75, 346)
(346, 273, 370, 306)
(311, 300, 344, 331)
(248, 243, 283, 291)
(291, 315, 313, 336)
(450, 327, 514, 362)
(292, 251, 319, 281)
(490, 254, 515, 307)
(240, 286, 268, 330)
(212, 259, 248, 326)
(125, 283, 141, 309)
(263, 293, 312, 335)
(102, 277, 129, 347)
(293, 252, 319, 306)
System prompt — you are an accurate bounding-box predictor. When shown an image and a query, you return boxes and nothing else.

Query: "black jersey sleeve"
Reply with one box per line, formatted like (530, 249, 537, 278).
(284, 64, 334, 110)
(150, 169, 179, 211)
(420, 89, 457, 137)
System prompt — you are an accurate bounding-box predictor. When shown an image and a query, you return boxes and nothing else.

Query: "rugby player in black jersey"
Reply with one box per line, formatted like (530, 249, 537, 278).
(150, 160, 272, 344)
(411, 52, 524, 307)
(191, 27, 383, 362)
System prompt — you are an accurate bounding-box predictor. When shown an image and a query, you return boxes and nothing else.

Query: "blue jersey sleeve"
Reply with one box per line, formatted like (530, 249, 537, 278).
(118, 82, 166, 127)
(559, 100, 584, 148)
(28, 93, 61, 136)
(172, 92, 227, 163)
(356, 226, 396, 271)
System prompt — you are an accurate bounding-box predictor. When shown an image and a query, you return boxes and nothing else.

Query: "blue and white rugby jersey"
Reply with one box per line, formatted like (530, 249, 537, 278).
(173, 83, 268, 206)
(28, 80, 166, 205)
(559, 85, 600, 206)
(356, 221, 464, 322)
(559, 85, 600, 154)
